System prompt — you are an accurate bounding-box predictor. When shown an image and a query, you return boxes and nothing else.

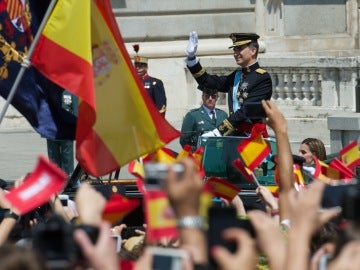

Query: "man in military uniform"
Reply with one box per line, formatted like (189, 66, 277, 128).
(185, 32, 272, 136)
(46, 90, 77, 176)
(180, 85, 228, 151)
(133, 45, 167, 117)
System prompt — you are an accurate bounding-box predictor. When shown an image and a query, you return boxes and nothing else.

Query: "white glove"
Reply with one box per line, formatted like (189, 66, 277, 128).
(202, 128, 222, 137)
(185, 31, 198, 58)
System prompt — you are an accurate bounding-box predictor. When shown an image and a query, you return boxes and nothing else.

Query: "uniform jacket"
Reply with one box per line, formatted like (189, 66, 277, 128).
(180, 106, 228, 150)
(142, 74, 167, 116)
(187, 61, 272, 132)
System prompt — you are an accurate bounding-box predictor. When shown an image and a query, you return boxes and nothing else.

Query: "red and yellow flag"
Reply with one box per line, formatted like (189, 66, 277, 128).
(31, 0, 179, 177)
(143, 190, 178, 241)
(232, 158, 256, 183)
(237, 134, 271, 170)
(102, 193, 141, 224)
(205, 177, 241, 201)
(339, 140, 360, 170)
(329, 158, 354, 180)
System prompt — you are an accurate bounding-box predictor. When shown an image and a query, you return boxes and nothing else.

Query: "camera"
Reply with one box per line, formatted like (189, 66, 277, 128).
(144, 162, 184, 189)
(32, 214, 98, 269)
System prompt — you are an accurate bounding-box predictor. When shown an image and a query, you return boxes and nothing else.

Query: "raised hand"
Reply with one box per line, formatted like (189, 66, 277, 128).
(185, 31, 198, 58)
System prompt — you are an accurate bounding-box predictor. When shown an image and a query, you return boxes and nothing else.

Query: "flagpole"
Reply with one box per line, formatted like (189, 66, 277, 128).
(0, 0, 58, 125)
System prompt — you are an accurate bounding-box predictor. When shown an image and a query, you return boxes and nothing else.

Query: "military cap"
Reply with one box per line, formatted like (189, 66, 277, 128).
(133, 44, 148, 64)
(229, 33, 260, 48)
(197, 85, 218, 95)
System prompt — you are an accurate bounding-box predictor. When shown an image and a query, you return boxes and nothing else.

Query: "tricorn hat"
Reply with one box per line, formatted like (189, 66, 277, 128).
(133, 44, 148, 64)
(197, 85, 218, 95)
(229, 33, 260, 49)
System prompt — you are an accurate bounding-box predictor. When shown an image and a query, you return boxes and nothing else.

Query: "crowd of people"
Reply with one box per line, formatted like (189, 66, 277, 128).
(0, 100, 359, 270)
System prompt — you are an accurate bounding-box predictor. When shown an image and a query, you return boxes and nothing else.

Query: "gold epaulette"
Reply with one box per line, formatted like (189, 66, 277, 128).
(193, 68, 206, 78)
(256, 68, 267, 74)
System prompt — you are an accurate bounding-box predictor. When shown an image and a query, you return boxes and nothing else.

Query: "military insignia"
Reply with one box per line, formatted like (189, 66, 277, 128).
(237, 82, 249, 104)
(144, 82, 150, 89)
(256, 68, 266, 74)
(152, 81, 156, 85)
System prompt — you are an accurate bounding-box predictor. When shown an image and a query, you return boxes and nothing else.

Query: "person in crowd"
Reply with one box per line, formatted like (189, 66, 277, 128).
(298, 137, 327, 165)
(133, 44, 167, 117)
(180, 84, 228, 151)
(185, 31, 272, 137)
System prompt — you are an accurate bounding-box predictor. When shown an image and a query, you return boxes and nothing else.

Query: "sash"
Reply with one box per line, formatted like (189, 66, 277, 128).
(232, 70, 242, 112)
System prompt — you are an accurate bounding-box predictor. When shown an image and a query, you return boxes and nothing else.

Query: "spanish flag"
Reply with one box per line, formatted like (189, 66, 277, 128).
(205, 177, 241, 201)
(31, 0, 179, 177)
(128, 159, 145, 179)
(339, 140, 360, 170)
(329, 158, 354, 180)
(237, 134, 271, 170)
(102, 193, 141, 224)
(143, 190, 178, 241)
(232, 158, 256, 183)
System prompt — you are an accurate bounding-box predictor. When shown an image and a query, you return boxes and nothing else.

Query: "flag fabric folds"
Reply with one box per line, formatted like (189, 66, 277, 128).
(31, 0, 180, 177)
(0, 0, 76, 139)
(102, 193, 141, 224)
(5, 155, 67, 215)
(205, 176, 241, 201)
(339, 140, 360, 170)
(237, 133, 271, 170)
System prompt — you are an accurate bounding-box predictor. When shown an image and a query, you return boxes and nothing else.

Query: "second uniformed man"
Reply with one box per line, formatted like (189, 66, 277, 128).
(133, 44, 167, 117)
(185, 32, 272, 136)
(180, 85, 228, 151)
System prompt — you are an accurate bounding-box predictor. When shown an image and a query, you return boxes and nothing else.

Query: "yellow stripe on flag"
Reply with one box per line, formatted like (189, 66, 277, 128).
(42, 0, 91, 63)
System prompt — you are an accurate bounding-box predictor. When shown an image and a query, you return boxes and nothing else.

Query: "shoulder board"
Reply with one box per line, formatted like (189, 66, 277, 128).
(256, 68, 267, 74)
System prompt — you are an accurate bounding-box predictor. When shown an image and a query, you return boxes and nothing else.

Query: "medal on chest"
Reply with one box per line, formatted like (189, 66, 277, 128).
(237, 82, 249, 104)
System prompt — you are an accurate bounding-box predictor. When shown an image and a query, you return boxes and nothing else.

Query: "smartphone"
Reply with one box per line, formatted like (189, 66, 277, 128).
(148, 247, 189, 270)
(207, 206, 255, 269)
(318, 254, 331, 270)
(243, 101, 266, 119)
(58, 194, 69, 207)
(121, 226, 145, 239)
(111, 235, 122, 253)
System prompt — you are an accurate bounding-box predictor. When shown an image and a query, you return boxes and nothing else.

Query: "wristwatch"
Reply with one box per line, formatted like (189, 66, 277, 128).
(177, 215, 204, 230)
(3, 209, 20, 221)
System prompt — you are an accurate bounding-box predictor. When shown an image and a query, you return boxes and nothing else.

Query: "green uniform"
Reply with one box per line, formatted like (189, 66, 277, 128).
(180, 106, 228, 151)
(47, 90, 78, 176)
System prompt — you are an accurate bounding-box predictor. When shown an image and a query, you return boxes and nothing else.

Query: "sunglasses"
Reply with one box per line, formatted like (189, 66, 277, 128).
(203, 94, 218, 99)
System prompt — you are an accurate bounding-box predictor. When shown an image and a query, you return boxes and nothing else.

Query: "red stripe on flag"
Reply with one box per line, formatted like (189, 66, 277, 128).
(75, 127, 120, 176)
(32, 36, 95, 108)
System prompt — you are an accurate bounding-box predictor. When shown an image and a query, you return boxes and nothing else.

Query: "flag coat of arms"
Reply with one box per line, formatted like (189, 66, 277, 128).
(31, 0, 179, 177)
